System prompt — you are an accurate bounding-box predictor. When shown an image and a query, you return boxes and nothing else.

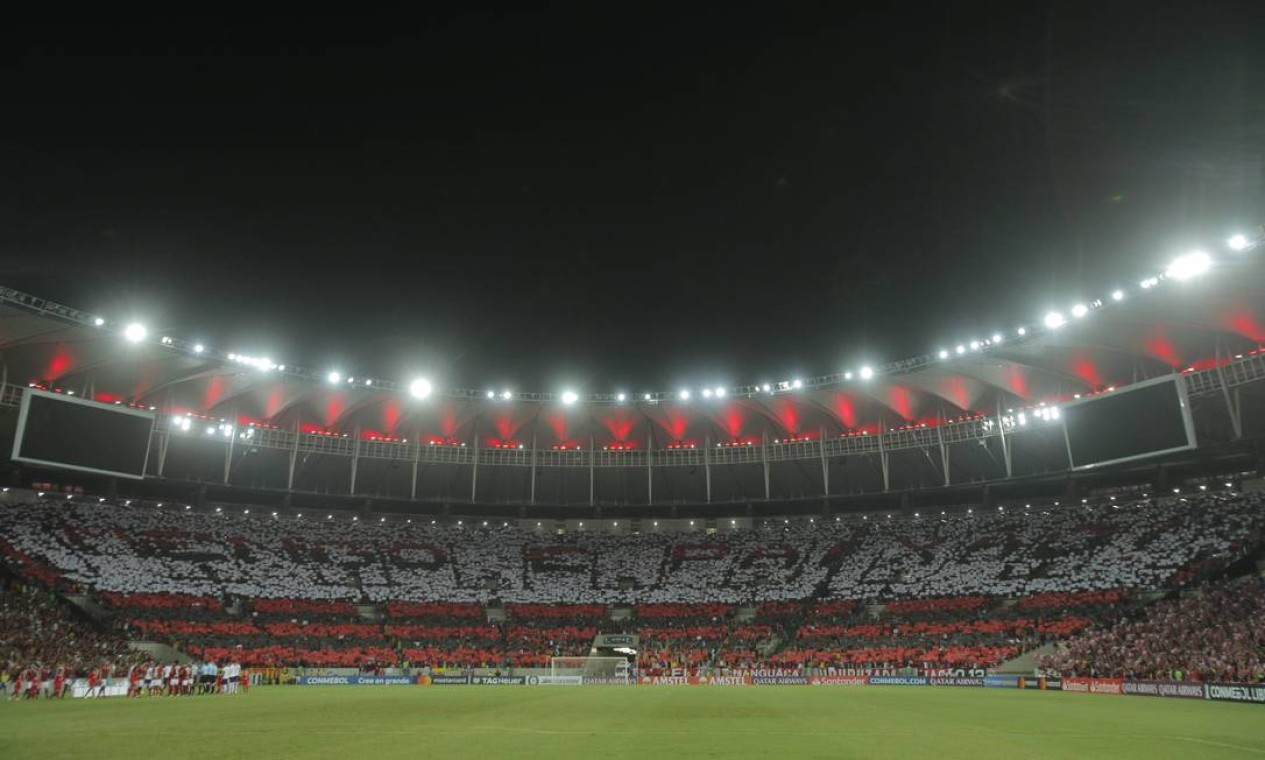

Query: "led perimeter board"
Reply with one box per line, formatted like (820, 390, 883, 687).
(1061, 375, 1196, 470)
(12, 388, 155, 479)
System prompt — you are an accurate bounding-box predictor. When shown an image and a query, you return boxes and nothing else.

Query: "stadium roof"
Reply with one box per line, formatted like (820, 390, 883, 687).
(2, 237, 1262, 449)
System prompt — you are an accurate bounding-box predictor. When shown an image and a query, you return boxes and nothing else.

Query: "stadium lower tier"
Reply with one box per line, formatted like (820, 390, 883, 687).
(1, 493, 1262, 677)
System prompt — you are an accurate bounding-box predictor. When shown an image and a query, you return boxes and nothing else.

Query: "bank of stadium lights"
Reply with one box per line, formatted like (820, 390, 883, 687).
(1166, 249, 1212, 281)
(1044, 311, 1066, 329)
(561, 390, 578, 405)
(228, 353, 276, 372)
(500, 390, 512, 401)
(123, 322, 147, 343)
(408, 378, 433, 400)
(1227, 233, 1251, 251)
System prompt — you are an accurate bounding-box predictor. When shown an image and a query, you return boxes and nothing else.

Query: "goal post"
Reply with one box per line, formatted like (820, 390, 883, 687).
(549, 656, 633, 683)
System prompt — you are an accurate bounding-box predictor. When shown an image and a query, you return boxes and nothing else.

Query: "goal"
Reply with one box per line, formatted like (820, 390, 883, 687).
(549, 656, 632, 683)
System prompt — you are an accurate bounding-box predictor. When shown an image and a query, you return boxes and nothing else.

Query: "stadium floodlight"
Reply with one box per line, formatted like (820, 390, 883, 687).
(409, 378, 433, 399)
(702, 388, 713, 398)
(327, 371, 341, 385)
(1111, 289, 1125, 301)
(844, 371, 853, 380)
(859, 366, 874, 380)
(1017, 327, 1027, 336)
(1227, 233, 1250, 251)
(1166, 250, 1211, 280)
(678, 389, 690, 401)
(616, 393, 626, 402)
(969, 340, 980, 351)
(792, 379, 803, 389)
(1071, 303, 1089, 318)
(761, 383, 772, 393)
(486, 390, 495, 398)
(991, 333, 1003, 344)
(192, 343, 205, 354)
(938, 349, 949, 359)
(955, 345, 966, 355)
(643, 393, 653, 401)
(561, 390, 578, 405)
(1043, 311, 1065, 329)
(715, 387, 726, 398)
(123, 322, 147, 343)
(500, 390, 512, 400)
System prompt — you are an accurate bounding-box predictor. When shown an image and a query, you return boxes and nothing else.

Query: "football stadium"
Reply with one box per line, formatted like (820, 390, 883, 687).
(4, 10, 1265, 760)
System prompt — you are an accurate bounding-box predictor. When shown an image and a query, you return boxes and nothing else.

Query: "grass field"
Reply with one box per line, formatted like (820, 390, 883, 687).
(2, 686, 1264, 759)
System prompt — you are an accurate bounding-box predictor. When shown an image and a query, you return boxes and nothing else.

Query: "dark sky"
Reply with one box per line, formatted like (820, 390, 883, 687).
(2, 6, 1263, 395)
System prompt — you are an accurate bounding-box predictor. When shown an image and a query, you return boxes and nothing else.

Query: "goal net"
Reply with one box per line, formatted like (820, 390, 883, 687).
(550, 656, 632, 683)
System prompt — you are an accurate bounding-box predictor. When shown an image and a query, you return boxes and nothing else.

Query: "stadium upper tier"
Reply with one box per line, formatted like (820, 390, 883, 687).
(2, 492, 1260, 604)
(4, 256, 1265, 505)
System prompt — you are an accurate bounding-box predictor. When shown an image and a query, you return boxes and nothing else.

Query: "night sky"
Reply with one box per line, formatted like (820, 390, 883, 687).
(2, 7, 1263, 395)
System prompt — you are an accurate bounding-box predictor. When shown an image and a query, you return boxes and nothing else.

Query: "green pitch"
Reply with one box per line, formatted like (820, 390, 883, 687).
(3, 686, 1264, 759)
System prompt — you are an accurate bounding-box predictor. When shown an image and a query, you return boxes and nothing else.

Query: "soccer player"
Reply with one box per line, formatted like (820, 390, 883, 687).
(53, 665, 66, 699)
(128, 663, 142, 698)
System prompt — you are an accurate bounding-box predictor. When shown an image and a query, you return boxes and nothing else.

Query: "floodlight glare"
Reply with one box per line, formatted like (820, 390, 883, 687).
(644, 393, 653, 401)
(616, 393, 626, 402)
(955, 345, 966, 355)
(938, 349, 949, 359)
(991, 333, 1003, 344)
(1017, 327, 1027, 336)
(500, 390, 512, 400)
(409, 378, 433, 399)
(1044, 311, 1065, 329)
(561, 390, 578, 405)
(487, 390, 495, 398)
(844, 371, 853, 380)
(193, 344, 205, 354)
(969, 340, 980, 351)
(93, 316, 105, 326)
(791, 379, 803, 389)
(859, 366, 874, 380)
(1166, 250, 1211, 280)
(762, 384, 772, 392)
(1071, 303, 1089, 318)
(123, 323, 147, 343)
(679, 389, 691, 400)
(1111, 289, 1125, 301)
(702, 388, 713, 398)
(714, 387, 726, 398)
(1227, 233, 1250, 251)
(327, 371, 341, 385)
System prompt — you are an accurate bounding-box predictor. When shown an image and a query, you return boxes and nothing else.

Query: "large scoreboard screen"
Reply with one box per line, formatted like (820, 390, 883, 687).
(12, 388, 155, 479)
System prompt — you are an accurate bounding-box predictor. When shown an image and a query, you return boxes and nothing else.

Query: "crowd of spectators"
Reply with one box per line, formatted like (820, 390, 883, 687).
(2, 493, 1259, 605)
(1, 583, 134, 681)
(0, 491, 1261, 672)
(1040, 577, 1265, 682)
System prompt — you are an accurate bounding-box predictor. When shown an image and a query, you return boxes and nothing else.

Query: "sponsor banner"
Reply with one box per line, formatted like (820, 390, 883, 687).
(1017, 677, 1061, 691)
(925, 668, 988, 679)
(747, 668, 807, 678)
(526, 675, 584, 686)
(638, 676, 697, 686)
(297, 675, 419, 686)
(594, 634, 639, 647)
(985, 675, 1020, 689)
(1205, 683, 1265, 704)
(582, 677, 634, 685)
(69, 680, 128, 698)
(700, 675, 752, 686)
(1123, 681, 1206, 700)
(425, 675, 472, 686)
(470, 676, 525, 686)
(928, 677, 985, 687)
(753, 676, 809, 685)
(807, 676, 867, 686)
(867, 676, 928, 686)
(1063, 678, 1123, 695)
